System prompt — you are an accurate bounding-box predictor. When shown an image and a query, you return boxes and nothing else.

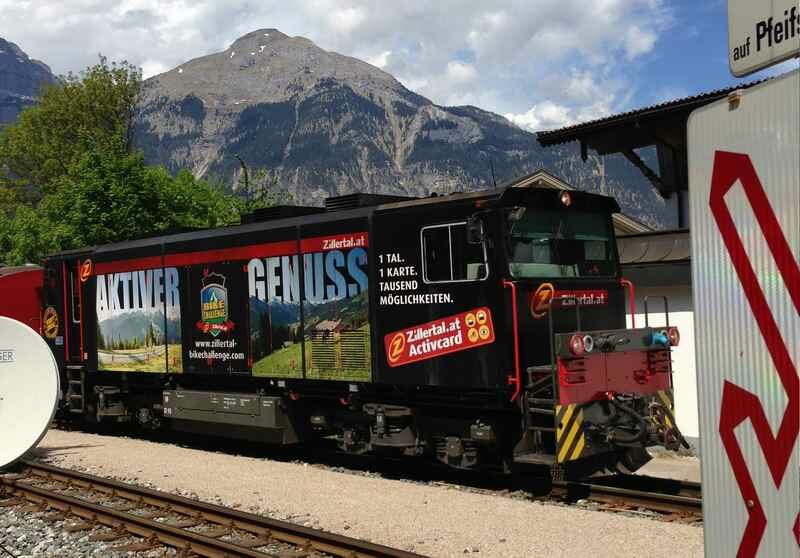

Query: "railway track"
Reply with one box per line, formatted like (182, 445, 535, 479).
(0, 460, 424, 558)
(551, 475, 702, 522)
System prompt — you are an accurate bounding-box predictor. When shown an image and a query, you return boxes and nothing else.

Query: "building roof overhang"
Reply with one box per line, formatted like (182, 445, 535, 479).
(535, 78, 769, 199)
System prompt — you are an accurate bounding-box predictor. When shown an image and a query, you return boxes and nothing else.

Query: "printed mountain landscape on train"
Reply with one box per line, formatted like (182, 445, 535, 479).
(95, 268, 183, 373)
(301, 232, 370, 382)
(247, 231, 370, 381)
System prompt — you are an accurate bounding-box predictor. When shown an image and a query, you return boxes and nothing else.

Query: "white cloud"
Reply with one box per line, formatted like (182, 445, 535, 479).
(564, 70, 605, 104)
(505, 95, 615, 132)
(140, 60, 169, 79)
(624, 25, 657, 60)
(366, 50, 392, 69)
(575, 100, 613, 123)
(0, 0, 673, 125)
(329, 6, 367, 34)
(444, 61, 477, 83)
(505, 101, 575, 131)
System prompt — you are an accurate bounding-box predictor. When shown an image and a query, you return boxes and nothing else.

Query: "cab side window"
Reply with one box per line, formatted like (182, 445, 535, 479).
(421, 222, 489, 283)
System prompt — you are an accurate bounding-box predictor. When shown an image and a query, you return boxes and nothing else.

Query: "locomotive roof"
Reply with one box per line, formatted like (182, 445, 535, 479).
(50, 185, 620, 261)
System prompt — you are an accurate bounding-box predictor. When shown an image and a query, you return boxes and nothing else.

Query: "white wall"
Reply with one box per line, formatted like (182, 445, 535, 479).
(625, 285, 698, 439)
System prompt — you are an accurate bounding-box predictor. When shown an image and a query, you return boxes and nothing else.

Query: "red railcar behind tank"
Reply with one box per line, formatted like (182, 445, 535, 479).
(0, 265, 43, 329)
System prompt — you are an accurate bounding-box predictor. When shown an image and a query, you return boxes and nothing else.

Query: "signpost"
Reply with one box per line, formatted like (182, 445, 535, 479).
(728, 0, 800, 77)
(689, 8, 800, 556)
(689, 68, 799, 558)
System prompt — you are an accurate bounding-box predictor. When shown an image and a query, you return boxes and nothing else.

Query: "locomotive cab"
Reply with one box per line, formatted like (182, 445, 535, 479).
(483, 186, 687, 477)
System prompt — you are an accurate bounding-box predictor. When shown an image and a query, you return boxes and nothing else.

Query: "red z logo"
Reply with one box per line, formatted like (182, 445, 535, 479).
(709, 151, 799, 557)
(530, 283, 554, 319)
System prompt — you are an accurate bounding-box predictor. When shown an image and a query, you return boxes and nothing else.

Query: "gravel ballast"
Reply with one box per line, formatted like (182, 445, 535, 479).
(0, 504, 173, 558)
(10, 429, 703, 557)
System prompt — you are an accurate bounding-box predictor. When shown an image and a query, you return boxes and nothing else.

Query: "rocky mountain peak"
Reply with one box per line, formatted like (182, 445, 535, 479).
(228, 28, 289, 51)
(0, 37, 55, 126)
(146, 28, 406, 108)
(134, 29, 670, 227)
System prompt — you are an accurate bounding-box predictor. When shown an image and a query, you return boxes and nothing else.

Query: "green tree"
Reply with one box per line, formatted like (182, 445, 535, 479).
(1, 138, 242, 265)
(0, 57, 141, 199)
(0, 204, 63, 265)
(0, 57, 294, 266)
(40, 138, 241, 249)
(234, 156, 293, 212)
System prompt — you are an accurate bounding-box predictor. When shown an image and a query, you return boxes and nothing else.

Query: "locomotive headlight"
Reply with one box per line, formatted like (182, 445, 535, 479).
(582, 334, 594, 353)
(568, 334, 585, 355)
(667, 327, 680, 347)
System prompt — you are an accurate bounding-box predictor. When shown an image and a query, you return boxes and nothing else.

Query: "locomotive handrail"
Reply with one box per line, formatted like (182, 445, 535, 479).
(620, 278, 636, 328)
(643, 295, 670, 328)
(76, 260, 85, 362)
(502, 279, 522, 403)
(61, 261, 70, 360)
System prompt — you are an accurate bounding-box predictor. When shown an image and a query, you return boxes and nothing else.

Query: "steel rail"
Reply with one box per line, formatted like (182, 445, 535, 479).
(551, 478, 702, 517)
(1, 460, 425, 558)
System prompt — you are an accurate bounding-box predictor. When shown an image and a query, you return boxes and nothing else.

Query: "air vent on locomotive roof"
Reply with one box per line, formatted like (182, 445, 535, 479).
(324, 193, 417, 211)
(240, 205, 325, 224)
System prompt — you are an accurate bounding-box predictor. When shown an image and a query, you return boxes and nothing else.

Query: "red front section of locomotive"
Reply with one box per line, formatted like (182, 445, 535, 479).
(557, 334, 674, 406)
(551, 327, 687, 473)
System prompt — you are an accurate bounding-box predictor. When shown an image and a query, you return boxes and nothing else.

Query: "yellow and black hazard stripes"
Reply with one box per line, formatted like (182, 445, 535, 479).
(555, 404, 586, 463)
(650, 389, 688, 450)
(654, 389, 677, 430)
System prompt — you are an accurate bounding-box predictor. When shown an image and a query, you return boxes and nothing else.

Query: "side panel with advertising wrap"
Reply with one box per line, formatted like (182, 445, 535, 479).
(300, 224, 371, 382)
(371, 202, 503, 388)
(384, 307, 495, 367)
(90, 225, 372, 380)
(246, 234, 304, 379)
(183, 263, 249, 374)
(95, 267, 183, 373)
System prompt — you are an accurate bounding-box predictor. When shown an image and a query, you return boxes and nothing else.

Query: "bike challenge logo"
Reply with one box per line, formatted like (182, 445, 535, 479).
(197, 272, 234, 337)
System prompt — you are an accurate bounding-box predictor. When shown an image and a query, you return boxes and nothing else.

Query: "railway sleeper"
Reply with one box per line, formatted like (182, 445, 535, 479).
(109, 534, 160, 554)
(63, 517, 96, 533)
(88, 525, 129, 542)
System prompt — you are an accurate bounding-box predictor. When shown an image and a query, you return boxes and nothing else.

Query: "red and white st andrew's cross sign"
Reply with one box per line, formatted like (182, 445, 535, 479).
(709, 151, 800, 557)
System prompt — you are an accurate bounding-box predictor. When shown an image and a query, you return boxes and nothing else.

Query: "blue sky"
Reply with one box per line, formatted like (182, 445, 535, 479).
(633, 0, 793, 106)
(632, 0, 733, 104)
(0, 0, 796, 131)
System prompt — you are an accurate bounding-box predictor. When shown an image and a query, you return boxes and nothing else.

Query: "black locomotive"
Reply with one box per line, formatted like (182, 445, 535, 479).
(37, 183, 686, 478)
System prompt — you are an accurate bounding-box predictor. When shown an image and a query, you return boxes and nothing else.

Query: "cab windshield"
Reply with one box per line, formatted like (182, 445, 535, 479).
(506, 208, 617, 278)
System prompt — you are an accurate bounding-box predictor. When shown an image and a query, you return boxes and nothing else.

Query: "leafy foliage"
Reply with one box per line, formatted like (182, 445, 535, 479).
(0, 57, 142, 199)
(1, 138, 241, 265)
(234, 162, 294, 212)
(0, 204, 63, 266)
(0, 57, 276, 266)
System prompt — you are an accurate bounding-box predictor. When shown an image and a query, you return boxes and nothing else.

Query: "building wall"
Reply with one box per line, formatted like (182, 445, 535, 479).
(625, 284, 699, 440)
